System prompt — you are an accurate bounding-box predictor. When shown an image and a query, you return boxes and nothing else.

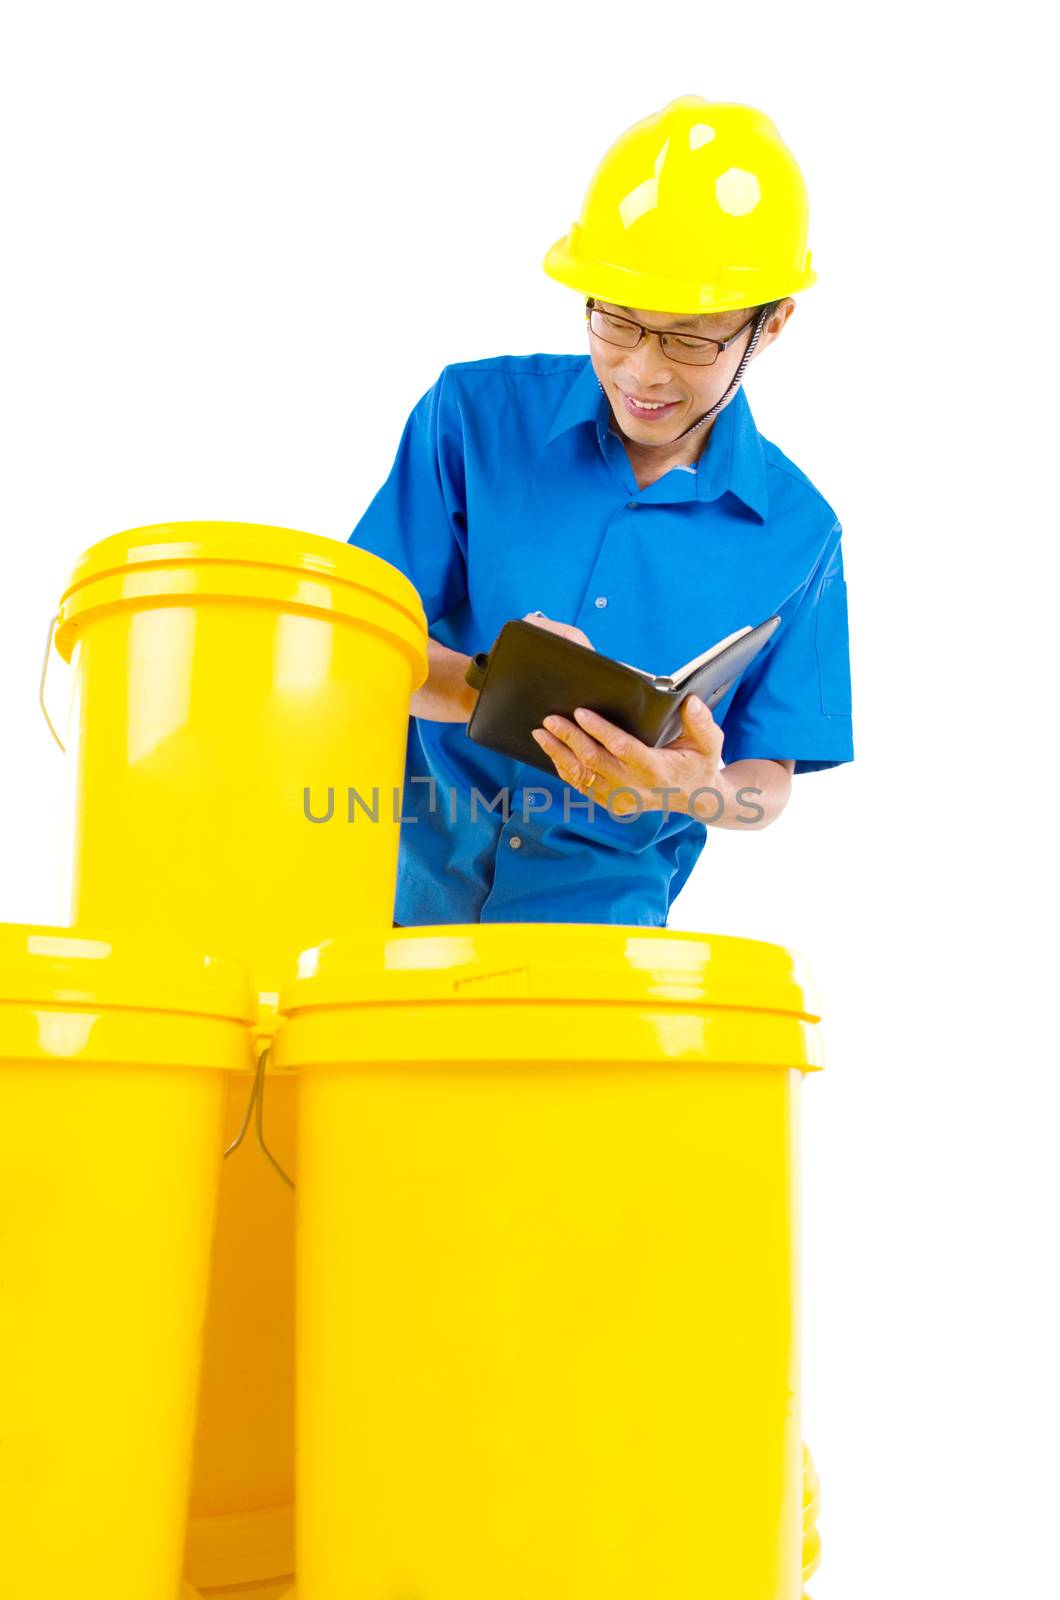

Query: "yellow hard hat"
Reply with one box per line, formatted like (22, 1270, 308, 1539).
(542, 97, 817, 314)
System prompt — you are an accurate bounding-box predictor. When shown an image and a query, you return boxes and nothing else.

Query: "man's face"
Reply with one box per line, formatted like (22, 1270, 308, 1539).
(588, 298, 787, 447)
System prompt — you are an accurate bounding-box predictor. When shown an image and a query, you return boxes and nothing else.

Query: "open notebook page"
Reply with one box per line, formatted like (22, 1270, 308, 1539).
(615, 625, 753, 687)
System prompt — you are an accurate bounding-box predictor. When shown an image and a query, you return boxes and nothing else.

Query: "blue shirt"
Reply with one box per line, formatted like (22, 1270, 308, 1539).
(349, 353, 854, 927)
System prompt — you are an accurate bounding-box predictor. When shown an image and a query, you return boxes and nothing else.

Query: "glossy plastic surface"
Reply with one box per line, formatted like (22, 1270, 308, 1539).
(0, 920, 256, 1027)
(277, 925, 819, 1599)
(55, 520, 429, 665)
(53, 520, 429, 1040)
(47, 521, 428, 1588)
(0, 933, 254, 1599)
(543, 96, 817, 313)
(278, 922, 824, 1031)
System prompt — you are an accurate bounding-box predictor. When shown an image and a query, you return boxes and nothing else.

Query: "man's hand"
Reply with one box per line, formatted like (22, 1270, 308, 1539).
(530, 693, 724, 819)
(523, 612, 595, 651)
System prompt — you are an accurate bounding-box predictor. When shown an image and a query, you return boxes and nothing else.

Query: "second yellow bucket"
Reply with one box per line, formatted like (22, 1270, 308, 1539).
(273, 924, 825, 1600)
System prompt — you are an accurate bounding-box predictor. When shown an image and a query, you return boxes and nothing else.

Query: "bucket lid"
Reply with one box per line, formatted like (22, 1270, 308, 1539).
(277, 924, 822, 1020)
(56, 520, 426, 631)
(0, 923, 258, 1022)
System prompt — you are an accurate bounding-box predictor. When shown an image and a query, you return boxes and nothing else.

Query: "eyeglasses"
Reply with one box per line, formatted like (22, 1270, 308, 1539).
(585, 297, 763, 367)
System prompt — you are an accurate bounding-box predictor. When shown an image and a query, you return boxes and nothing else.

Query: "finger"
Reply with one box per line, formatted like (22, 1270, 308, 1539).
(521, 613, 595, 650)
(527, 618, 573, 642)
(552, 624, 593, 649)
(531, 727, 599, 791)
(569, 706, 658, 782)
(540, 714, 626, 784)
(680, 695, 725, 759)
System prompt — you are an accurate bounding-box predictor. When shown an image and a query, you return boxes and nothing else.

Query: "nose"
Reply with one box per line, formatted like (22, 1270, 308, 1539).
(623, 332, 682, 390)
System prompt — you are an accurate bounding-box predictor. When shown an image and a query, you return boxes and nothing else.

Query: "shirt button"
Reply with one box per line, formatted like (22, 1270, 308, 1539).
(594, 596, 608, 609)
(627, 501, 639, 509)
(508, 835, 522, 849)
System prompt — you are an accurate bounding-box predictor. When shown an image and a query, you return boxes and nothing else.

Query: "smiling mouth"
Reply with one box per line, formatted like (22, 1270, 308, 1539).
(621, 391, 681, 415)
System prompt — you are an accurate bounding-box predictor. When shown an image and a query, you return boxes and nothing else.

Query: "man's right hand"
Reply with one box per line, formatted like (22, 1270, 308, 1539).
(410, 617, 595, 724)
(523, 613, 595, 651)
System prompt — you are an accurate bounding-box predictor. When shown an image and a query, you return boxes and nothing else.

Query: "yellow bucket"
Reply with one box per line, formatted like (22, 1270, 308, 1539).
(46, 519, 429, 1033)
(272, 924, 825, 1600)
(41, 520, 428, 1591)
(0, 923, 256, 1600)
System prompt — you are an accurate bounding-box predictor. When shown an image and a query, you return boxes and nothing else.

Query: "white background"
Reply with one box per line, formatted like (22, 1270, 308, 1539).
(2, 4, 1057, 1595)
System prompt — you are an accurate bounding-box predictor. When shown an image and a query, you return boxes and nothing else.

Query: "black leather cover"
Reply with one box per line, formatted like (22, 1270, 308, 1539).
(463, 615, 781, 776)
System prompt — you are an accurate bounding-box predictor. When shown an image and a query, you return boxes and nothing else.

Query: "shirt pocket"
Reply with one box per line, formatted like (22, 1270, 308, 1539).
(815, 575, 853, 715)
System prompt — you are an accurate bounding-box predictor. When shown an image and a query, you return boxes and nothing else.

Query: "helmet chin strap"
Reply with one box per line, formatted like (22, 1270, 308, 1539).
(672, 302, 773, 439)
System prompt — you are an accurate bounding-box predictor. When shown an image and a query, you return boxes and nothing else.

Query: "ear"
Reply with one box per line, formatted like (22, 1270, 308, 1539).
(749, 298, 796, 361)
(771, 297, 797, 332)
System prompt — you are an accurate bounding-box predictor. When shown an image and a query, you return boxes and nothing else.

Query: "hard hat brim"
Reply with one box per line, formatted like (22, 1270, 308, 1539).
(542, 235, 817, 316)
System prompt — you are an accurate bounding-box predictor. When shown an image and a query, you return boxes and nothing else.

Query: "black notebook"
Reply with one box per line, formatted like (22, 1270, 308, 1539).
(463, 614, 781, 776)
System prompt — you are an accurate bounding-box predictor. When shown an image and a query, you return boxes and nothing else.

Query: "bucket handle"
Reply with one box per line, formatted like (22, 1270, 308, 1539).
(39, 612, 66, 753)
(223, 1040, 295, 1190)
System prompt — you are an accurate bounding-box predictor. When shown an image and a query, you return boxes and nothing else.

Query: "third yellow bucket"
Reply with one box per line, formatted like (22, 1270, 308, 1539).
(272, 924, 825, 1600)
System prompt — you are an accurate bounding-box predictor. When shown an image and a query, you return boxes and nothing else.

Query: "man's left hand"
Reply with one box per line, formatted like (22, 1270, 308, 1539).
(530, 695, 724, 817)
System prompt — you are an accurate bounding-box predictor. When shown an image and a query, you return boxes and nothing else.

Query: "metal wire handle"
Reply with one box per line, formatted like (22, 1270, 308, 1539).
(39, 612, 66, 752)
(223, 1041, 295, 1190)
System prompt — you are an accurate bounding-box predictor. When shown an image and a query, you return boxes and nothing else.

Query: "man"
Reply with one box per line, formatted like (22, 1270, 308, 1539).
(349, 97, 854, 928)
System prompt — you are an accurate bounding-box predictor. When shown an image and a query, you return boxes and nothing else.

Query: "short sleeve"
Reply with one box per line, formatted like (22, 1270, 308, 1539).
(720, 524, 855, 775)
(348, 365, 469, 627)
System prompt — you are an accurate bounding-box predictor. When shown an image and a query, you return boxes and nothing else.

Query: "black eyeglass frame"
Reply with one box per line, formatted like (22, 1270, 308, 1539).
(584, 296, 770, 367)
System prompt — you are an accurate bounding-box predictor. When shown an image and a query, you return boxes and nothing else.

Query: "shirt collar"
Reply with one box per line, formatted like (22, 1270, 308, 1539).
(546, 357, 769, 523)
